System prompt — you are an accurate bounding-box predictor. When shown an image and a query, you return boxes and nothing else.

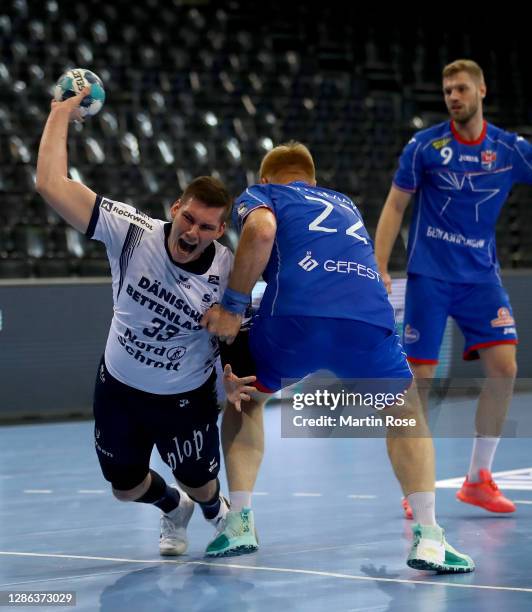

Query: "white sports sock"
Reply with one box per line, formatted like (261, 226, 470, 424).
(229, 491, 252, 512)
(407, 491, 436, 526)
(468, 436, 500, 482)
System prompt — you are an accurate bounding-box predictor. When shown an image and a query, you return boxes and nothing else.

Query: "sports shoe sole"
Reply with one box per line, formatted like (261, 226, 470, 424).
(205, 528, 259, 558)
(205, 542, 258, 558)
(407, 558, 474, 574)
(159, 545, 187, 556)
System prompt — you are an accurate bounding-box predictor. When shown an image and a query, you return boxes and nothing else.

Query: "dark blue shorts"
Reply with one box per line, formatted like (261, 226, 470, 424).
(93, 359, 221, 488)
(248, 316, 412, 393)
(403, 274, 518, 363)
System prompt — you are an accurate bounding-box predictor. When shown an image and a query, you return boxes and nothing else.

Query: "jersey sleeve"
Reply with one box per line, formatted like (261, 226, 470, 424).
(85, 195, 156, 257)
(217, 246, 234, 296)
(232, 184, 275, 233)
(393, 136, 424, 193)
(511, 135, 532, 185)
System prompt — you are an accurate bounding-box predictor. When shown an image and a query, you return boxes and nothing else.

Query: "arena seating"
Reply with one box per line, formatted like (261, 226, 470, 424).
(0, 2, 530, 276)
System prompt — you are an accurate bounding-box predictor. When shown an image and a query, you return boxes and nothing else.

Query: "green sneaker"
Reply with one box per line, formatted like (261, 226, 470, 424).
(407, 524, 475, 574)
(205, 508, 258, 557)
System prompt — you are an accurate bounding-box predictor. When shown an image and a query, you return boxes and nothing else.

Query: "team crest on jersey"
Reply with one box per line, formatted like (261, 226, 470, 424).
(481, 150, 497, 170)
(237, 204, 248, 217)
(404, 324, 420, 343)
(490, 307, 515, 328)
(432, 137, 452, 150)
(167, 346, 187, 361)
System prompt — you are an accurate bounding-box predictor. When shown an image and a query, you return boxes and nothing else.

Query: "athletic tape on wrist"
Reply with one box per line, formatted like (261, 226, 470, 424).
(221, 287, 250, 315)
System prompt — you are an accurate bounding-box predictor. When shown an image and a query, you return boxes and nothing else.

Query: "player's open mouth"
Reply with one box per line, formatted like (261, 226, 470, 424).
(178, 238, 196, 254)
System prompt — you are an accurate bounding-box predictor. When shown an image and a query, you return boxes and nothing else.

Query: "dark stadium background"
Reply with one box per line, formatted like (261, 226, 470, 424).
(1, 1, 530, 419)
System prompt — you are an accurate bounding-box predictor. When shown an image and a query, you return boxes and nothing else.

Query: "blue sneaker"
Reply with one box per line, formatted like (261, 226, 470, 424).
(205, 507, 258, 557)
(407, 524, 475, 573)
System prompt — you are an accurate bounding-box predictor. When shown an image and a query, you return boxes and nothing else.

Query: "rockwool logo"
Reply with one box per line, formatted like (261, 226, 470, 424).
(298, 253, 319, 272)
(104, 201, 155, 232)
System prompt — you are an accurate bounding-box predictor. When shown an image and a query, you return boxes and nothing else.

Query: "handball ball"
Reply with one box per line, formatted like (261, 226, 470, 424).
(53, 68, 105, 118)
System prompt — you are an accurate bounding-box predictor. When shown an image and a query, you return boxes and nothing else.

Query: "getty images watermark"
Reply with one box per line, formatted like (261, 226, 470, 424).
(291, 388, 414, 428)
(281, 378, 415, 438)
(280, 377, 527, 438)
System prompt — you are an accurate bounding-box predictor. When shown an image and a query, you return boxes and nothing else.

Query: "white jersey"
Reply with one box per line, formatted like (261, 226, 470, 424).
(87, 195, 233, 394)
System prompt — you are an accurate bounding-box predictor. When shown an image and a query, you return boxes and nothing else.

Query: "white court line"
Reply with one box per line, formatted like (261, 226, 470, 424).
(347, 607, 388, 612)
(0, 551, 186, 565)
(437, 467, 532, 490)
(1, 551, 531, 593)
(263, 543, 373, 558)
(0, 568, 153, 589)
(293, 493, 322, 497)
(253, 492, 269, 496)
(347, 495, 377, 499)
(23, 490, 52, 494)
(513, 500, 532, 505)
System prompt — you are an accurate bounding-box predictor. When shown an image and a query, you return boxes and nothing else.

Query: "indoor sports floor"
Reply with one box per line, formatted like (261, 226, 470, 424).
(1, 397, 532, 611)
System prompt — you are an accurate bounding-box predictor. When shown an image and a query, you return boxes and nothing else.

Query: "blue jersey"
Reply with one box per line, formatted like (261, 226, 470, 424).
(234, 182, 395, 330)
(394, 121, 532, 283)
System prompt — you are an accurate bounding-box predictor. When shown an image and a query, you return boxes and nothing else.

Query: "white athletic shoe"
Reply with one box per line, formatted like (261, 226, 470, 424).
(159, 487, 194, 556)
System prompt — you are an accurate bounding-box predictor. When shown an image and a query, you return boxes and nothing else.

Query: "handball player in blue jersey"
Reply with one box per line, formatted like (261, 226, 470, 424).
(202, 142, 474, 572)
(375, 59, 532, 519)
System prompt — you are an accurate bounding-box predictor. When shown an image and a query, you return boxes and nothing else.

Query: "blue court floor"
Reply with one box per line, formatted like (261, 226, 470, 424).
(1, 399, 532, 611)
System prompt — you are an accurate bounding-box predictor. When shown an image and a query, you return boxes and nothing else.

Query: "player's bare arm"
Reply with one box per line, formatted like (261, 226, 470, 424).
(227, 207, 277, 295)
(202, 208, 277, 343)
(36, 87, 97, 234)
(374, 186, 412, 294)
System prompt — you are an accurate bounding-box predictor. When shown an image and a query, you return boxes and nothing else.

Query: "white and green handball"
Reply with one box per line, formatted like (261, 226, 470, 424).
(53, 68, 105, 118)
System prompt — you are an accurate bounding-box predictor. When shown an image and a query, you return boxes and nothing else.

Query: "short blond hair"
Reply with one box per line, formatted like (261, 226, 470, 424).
(259, 141, 316, 182)
(442, 59, 484, 84)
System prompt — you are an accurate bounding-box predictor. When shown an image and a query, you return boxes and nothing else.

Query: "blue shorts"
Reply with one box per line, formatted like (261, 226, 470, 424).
(403, 274, 518, 363)
(248, 316, 412, 393)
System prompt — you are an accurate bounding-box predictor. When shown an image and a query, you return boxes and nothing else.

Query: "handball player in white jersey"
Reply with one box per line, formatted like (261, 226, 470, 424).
(36, 88, 255, 556)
